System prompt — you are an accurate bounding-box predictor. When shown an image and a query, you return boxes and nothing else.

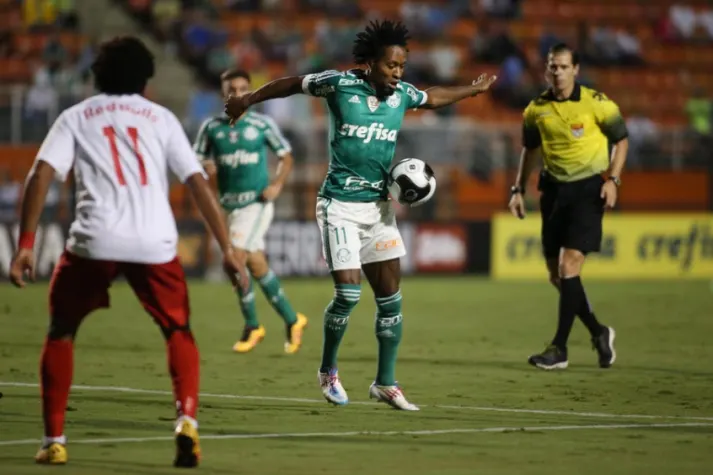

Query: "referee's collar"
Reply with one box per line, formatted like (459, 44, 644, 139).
(543, 83, 582, 102)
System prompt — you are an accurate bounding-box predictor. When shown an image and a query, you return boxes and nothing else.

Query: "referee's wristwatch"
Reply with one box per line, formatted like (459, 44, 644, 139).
(510, 185, 524, 195)
(607, 176, 621, 187)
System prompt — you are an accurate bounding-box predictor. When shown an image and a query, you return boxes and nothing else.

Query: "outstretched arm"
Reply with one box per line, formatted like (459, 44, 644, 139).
(246, 76, 305, 106)
(225, 76, 305, 122)
(421, 74, 497, 110)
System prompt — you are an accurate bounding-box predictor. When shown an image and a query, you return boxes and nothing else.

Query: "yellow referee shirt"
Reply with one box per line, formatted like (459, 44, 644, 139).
(522, 84, 628, 182)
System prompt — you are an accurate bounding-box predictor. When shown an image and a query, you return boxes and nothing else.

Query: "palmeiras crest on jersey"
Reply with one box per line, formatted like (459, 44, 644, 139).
(229, 130, 239, 143)
(243, 126, 259, 141)
(386, 94, 401, 108)
(367, 96, 380, 112)
(570, 123, 584, 138)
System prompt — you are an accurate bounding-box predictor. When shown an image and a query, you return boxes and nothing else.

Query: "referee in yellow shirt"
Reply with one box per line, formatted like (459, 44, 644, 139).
(508, 43, 628, 371)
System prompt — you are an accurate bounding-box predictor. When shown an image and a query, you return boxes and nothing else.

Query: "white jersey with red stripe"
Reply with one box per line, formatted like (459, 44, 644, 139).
(35, 93, 205, 264)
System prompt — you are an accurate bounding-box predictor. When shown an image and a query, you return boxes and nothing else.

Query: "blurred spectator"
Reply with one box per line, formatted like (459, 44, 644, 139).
(0, 30, 17, 58)
(0, 168, 21, 222)
(626, 111, 660, 168)
(42, 31, 68, 75)
(206, 44, 235, 79)
(23, 0, 57, 29)
(471, 22, 521, 64)
(477, 0, 521, 20)
(615, 28, 644, 65)
(669, 5, 697, 40)
(25, 68, 57, 120)
(654, 10, 677, 42)
(228, 0, 261, 12)
(182, 9, 227, 61)
(184, 80, 223, 135)
(686, 87, 712, 136)
(685, 87, 712, 166)
(590, 26, 620, 64)
(75, 38, 98, 82)
(699, 10, 713, 40)
(539, 24, 563, 61)
(430, 39, 460, 85)
(56, 0, 78, 30)
(153, 0, 181, 48)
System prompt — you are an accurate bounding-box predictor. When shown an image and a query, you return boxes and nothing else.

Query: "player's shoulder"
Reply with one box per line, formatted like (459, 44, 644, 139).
(396, 80, 420, 94)
(245, 111, 276, 130)
(198, 115, 228, 133)
(336, 69, 367, 87)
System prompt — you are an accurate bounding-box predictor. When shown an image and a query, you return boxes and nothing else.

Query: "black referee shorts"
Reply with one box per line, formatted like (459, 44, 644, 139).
(538, 172, 605, 259)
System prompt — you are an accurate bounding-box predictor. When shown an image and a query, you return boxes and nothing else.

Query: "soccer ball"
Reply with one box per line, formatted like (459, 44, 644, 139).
(387, 158, 437, 207)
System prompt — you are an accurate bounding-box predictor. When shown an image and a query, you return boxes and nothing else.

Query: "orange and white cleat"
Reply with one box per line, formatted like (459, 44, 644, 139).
(232, 325, 266, 353)
(174, 418, 201, 468)
(284, 313, 308, 354)
(35, 442, 67, 465)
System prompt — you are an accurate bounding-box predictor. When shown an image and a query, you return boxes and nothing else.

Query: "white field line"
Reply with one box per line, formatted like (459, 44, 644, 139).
(1, 381, 713, 422)
(0, 422, 711, 447)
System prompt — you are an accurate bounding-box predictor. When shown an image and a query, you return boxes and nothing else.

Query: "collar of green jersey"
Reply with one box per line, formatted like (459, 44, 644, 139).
(542, 83, 582, 102)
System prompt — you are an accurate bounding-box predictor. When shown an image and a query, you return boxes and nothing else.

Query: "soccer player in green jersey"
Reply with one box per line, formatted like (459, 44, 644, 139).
(194, 69, 308, 355)
(225, 21, 496, 410)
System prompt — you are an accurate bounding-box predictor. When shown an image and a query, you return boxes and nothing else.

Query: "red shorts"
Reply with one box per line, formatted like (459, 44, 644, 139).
(49, 251, 190, 332)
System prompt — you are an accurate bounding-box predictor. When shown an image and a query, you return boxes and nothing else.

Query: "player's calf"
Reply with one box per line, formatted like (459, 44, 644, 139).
(374, 290, 403, 386)
(318, 282, 360, 405)
(233, 276, 265, 353)
(251, 264, 308, 354)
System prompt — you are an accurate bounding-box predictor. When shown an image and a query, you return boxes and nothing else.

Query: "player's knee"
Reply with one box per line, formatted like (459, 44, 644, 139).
(246, 252, 269, 278)
(559, 249, 585, 278)
(331, 284, 361, 314)
(375, 289, 402, 317)
(232, 247, 248, 264)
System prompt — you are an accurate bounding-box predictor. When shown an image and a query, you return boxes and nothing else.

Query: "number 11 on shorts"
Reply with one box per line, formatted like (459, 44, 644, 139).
(334, 227, 347, 245)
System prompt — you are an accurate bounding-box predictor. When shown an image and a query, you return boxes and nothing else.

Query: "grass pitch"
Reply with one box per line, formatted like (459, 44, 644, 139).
(1, 278, 712, 474)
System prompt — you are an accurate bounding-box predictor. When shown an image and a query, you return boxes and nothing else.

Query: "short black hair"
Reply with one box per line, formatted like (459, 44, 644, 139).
(352, 20, 410, 65)
(91, 36, 155, 95)
(548, 43, 580, 66)
(221, 68, 251, 83)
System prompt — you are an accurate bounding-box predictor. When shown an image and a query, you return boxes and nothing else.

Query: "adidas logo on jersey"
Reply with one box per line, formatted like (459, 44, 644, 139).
(349, 95, 361, 104)
(338, 122, 398, 144)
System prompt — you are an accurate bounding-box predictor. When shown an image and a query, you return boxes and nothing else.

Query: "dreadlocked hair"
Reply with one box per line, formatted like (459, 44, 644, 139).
(352, 20, 410, 65)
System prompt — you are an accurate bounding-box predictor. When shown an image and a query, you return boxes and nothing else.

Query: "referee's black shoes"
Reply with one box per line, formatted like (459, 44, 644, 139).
(528, 345, 569, 370)
(592, 326, 617, 368)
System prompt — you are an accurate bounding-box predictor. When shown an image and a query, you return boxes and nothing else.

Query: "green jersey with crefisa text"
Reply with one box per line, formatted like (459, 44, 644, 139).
(302, 69, 428, 202)
(193, 111, 291, 210)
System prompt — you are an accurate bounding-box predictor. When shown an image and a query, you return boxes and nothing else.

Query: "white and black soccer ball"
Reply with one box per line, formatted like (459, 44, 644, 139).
(387, 158, 436, 207)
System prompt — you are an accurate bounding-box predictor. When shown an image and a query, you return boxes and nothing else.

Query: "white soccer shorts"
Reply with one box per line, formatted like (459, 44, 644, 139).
(227, 201, 274, 252)
(316, 197, 406, 271)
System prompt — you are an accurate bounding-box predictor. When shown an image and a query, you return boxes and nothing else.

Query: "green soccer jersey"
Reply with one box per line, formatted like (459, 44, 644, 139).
(302, 69, 428, 202)
(193, 112, 291, 210)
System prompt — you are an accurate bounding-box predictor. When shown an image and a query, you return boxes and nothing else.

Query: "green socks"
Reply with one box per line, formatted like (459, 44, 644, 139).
(320, 284, 360, 372)
(237, 277, 258, 327)
(257, 270, 297, 326)
(375, 290, 403, 386)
